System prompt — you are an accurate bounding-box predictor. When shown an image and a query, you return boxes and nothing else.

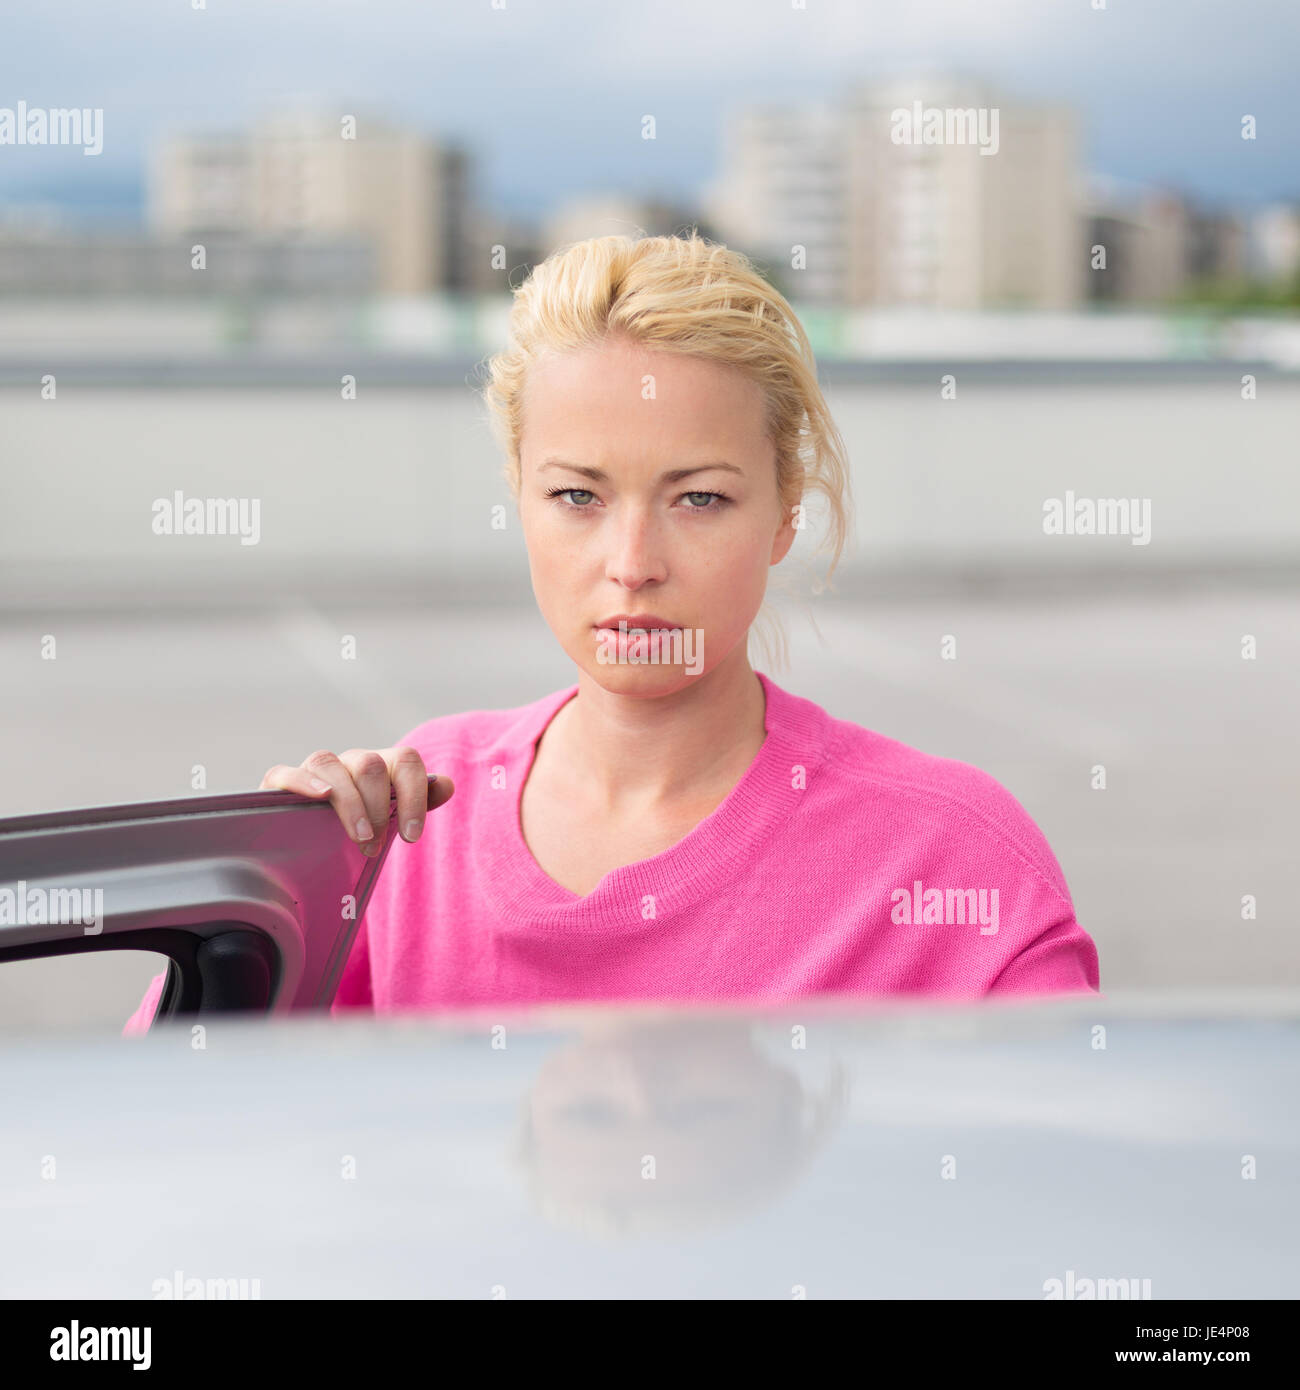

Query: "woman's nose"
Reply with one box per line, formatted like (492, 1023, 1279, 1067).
(604, 510, 667, 587)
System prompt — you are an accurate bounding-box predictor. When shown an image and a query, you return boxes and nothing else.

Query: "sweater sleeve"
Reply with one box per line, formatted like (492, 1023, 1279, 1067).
(121, 969, 168, 1037)
(985, 913, 1101, 997)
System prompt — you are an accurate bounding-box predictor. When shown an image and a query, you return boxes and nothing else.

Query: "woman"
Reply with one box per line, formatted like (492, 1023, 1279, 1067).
(124, 232, 1097, 1033)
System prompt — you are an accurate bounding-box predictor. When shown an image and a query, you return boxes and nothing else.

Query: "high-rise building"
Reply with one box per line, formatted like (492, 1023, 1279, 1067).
(149, 111, 472, 294)
(1249, 205, 1300, 285)
(706, 76, 1083, 310)
(705, 103, 848, 304)
(1085, 186, 1250, 304)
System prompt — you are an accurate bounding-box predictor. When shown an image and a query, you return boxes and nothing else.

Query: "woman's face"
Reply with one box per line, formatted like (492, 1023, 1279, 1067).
(516, 333, 795, 697)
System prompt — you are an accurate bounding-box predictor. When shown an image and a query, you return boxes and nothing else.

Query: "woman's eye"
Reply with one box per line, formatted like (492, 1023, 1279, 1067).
(546, 487, 725, 510)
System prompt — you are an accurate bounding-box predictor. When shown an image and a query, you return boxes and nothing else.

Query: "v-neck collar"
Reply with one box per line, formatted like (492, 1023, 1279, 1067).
(475, 672, 833, 935)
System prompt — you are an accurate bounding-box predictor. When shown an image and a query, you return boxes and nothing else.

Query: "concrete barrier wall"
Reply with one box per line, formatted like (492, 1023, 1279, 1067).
(3, 373, 1297, 606)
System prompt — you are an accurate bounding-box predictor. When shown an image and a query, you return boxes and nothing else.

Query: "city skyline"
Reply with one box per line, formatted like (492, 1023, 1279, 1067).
(3, 74, 1290, 312)
(1, 0, 1297, 227)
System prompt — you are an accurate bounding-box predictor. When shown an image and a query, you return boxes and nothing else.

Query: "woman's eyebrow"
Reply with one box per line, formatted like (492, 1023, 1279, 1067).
(538, 459, 746, 483)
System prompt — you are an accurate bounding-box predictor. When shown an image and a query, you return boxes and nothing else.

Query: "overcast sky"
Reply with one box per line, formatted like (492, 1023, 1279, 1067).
(1, 0, 1296, 220)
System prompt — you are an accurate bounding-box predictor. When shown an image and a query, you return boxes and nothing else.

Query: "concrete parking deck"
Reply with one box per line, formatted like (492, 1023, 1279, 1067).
(2, 582, 1295, 1031)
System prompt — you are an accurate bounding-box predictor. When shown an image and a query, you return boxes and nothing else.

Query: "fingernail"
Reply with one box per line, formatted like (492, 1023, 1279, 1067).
(355, 817, 373, 841)
(403, 819, 422, 842)
(309, 777, 331, 793)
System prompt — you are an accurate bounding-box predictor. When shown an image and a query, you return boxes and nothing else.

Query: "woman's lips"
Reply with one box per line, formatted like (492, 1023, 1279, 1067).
(594, 615, 682, 630)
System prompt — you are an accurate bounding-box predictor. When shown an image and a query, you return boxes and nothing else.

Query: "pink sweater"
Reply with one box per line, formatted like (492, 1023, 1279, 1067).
(123, 672, 1098, 1033)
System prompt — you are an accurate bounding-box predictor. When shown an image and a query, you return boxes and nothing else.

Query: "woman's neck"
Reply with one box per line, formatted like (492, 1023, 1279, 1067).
(537, 654, 769, 816)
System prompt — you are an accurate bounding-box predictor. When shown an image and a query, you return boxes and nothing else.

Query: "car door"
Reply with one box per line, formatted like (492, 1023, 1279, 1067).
(0, 778, 422, 1025)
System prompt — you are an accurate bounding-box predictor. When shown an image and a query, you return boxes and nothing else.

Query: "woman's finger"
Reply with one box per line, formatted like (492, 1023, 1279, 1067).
(427, 773, 455, 812)
(302, 750, 377, 851)
(338, 749, 394, 856)
(380, 746, 430, 842)
(260, 763, 333, 796)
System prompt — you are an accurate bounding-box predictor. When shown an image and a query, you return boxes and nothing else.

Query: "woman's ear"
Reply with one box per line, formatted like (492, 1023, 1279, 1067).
(770, 501, 799, 566)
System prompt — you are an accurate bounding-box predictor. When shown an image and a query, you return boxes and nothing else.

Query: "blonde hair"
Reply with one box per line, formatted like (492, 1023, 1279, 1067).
(477, 230, 853, 671)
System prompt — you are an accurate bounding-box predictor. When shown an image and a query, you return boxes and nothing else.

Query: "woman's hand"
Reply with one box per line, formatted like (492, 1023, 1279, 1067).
(260, 748, 455, 856)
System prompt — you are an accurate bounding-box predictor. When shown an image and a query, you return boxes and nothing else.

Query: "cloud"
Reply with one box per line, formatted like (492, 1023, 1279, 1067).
(2, 0, 1296, 208)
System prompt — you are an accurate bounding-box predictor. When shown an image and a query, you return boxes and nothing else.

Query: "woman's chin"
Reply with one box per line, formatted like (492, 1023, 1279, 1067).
(579, 662, 708, 698)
